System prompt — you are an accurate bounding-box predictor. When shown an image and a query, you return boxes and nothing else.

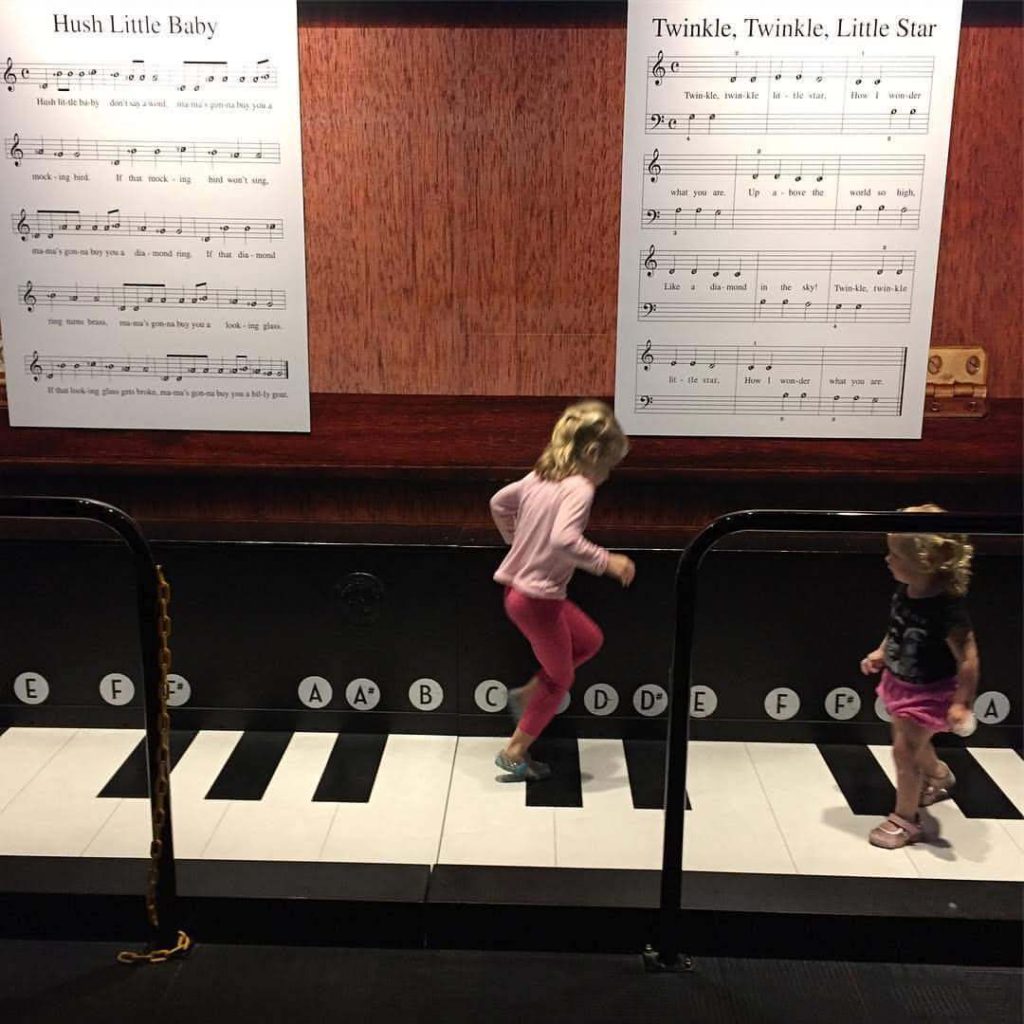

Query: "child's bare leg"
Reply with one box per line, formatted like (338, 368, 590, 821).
(915, 736, 943, 780)
(891, 718, 932, 820)
(505, 726, 536, 762)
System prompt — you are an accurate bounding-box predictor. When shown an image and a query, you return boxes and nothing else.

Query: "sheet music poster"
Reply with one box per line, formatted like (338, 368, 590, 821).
(1, 0, 310, 431)
(615, 0, 962, 438)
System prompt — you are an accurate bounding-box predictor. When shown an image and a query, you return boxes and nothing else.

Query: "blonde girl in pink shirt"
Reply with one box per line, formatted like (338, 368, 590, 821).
(489, 400, 635, 781)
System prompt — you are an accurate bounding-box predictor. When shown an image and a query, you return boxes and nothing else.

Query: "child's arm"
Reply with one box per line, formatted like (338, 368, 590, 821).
(550, 483, 610, 576)
(947, 627, 980, 723)
(860, 635, 888, 675)
(489, 477, 526, 544)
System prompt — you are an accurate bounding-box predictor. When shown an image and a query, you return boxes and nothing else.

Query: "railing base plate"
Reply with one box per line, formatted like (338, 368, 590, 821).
(642, 946, 694, 973)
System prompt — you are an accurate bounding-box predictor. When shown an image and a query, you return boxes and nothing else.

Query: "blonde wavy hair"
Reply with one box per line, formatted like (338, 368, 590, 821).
(534, 400, 629, 482)
(890, 503, 974, 597)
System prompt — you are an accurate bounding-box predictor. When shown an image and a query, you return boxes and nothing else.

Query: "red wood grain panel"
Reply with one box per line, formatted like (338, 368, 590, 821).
(297, 9, 1021, 397)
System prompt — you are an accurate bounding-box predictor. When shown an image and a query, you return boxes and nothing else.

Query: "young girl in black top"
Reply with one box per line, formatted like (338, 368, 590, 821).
(859, 504, 979, 849)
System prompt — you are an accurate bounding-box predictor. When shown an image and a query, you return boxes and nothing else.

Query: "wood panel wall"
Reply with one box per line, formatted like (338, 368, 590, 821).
(298, 6, 1023, 397)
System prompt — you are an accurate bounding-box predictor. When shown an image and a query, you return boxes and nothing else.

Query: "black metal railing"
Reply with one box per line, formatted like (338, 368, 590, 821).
(651, 509, 1024, 969)
(0, 496, 178, 947)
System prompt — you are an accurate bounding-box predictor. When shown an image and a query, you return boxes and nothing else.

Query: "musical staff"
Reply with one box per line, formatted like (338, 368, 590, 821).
(647, 110, 929, 136)
(638, 299, 910, 324)
(24, 350, 289, 382)
(634, 393, 901, 416)
(645, 50, 934, 139)
(635, 343, 907, 370)
(643, 152, 925, 180)
(640, 152, 924, 233)
(5, 135, 280, 167)
(640, 248, 915, 277)
(18, 280, 286, 312)
(13, 208, 284, 243)
(643, 205, 919, 232)
(648, 53, 934, 84)
(4, 56, 277, 93)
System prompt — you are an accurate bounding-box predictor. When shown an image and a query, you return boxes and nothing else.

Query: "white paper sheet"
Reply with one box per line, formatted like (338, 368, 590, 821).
(0, 0, 310, 431)
(615, 0, 963, 438)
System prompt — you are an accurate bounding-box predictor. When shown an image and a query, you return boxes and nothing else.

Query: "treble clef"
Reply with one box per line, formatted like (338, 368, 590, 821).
(23, 279, 36, 311)
(16, 208, 29, 239)
(643, 245, 657, 277)
(651, 50, 666, 86)
(9, 132, 24, 166)
(647, 148, 661, 183)
(4, 58, 16, 92)
(640, 339, 654, 371)
(29, 351, 42, 379)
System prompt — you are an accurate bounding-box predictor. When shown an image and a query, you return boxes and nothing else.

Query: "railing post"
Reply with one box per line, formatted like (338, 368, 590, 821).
(0, 496, 179, 949)
(646, 509, 1022, 972)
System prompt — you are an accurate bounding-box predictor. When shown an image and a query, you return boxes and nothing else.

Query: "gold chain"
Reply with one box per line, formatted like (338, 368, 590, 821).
(117, 565, 192, 965)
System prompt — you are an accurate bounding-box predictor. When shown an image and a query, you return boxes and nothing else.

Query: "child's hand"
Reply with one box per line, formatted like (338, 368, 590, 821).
(947, 701, 975, 734)
(606, 553, 636, 587)
(860, 649, 885, 675)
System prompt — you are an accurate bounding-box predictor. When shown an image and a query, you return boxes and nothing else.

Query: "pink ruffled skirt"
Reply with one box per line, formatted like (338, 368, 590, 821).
(876, 668, 957, 733)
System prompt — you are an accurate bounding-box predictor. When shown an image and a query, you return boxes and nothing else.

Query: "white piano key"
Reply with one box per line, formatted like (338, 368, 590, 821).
(320, 734, 457, 864)
(685, 741, 796, 874)
(747, 742, 917, 877)
(86, 729, 242, 859)
(868, 745, 1024, 882)
(554, 738, 663, 870)
(967, 747, 1024, 854)
(0, 727, 77, 813)
(437, 736, 556, 867)
(0, 729, 142, 856)
(554, 740, 796, 874)
(201, 732, 337, 861)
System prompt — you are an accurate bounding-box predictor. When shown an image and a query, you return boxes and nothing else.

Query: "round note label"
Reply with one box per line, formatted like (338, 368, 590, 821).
(14, 671, 49, 705)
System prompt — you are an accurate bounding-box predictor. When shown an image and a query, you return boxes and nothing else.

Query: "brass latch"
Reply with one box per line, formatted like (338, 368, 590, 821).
(925, 347, 987, 417)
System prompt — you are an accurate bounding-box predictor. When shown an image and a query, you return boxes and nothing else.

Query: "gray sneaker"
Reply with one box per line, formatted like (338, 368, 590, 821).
(495, 750, 552, 782)
(506, 686, 528, 725)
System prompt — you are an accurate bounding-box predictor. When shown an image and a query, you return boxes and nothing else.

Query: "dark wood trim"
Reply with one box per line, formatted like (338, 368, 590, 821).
(1, 395, 1020, 483)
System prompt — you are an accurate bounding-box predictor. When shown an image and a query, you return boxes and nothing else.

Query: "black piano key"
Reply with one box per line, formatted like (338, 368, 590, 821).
(525, 737, 583, 808)
(940, 748, 1024, 820)
(205, 731, 292, 801)
(622, 739, 690, 811)
(98, 729, 198, 798)
(817, 744, 895, 816)
(313, 733, 387, 803)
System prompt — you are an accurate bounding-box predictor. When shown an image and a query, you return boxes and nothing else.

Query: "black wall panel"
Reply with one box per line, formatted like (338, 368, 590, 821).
(0, 538, 1019, 745)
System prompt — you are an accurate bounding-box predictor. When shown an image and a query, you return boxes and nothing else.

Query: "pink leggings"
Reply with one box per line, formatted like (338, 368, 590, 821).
(503, 587, 604, 738)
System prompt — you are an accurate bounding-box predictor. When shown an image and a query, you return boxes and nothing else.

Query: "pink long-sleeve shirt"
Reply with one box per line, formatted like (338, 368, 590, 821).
(490, 471, 610, 600)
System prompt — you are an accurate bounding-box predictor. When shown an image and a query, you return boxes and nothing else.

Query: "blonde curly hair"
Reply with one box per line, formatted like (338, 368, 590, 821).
(890, 503, 974, 597)
(534, 400, 629, 482)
